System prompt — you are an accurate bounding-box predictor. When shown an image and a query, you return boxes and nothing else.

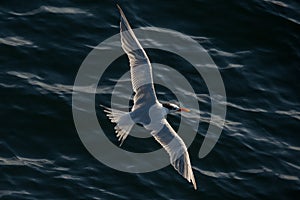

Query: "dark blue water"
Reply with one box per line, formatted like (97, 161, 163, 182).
(1, 0, 300, 199)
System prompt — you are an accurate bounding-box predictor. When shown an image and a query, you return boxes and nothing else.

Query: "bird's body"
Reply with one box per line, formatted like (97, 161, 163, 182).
(104, 5, 197, 190)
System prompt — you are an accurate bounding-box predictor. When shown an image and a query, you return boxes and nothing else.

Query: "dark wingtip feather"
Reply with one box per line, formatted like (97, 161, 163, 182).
(116, 4, 122, 13)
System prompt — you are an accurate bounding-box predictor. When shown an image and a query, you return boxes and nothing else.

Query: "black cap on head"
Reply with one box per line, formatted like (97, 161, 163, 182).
(162, 103, 179, 111)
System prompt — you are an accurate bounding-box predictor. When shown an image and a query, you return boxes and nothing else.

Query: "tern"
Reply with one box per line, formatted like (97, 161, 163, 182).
(104, 5, 197, 190)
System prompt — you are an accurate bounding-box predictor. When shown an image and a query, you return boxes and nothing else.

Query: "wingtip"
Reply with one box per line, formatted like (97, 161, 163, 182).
(116, 4, 124, 15)
(190, 168, 197, 190)
(189, 173, 197, 190)
(192, 180, 197, 190)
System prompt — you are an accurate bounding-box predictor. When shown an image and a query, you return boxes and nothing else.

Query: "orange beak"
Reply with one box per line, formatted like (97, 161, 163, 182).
(178, 107, 191, 112)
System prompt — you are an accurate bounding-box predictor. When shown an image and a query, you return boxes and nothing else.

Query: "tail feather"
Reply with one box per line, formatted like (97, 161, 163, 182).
(103, 106, 135, 146)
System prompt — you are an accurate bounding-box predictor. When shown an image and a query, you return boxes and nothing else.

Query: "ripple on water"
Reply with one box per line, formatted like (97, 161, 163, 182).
(9, 6, 93, 17)
(0, 36, 37, 47)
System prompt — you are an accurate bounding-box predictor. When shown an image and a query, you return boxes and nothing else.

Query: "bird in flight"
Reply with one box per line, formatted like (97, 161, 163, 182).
(104, 5, 197, 190)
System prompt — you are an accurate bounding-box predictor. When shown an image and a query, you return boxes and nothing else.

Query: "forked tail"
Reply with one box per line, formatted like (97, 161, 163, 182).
(102, 106, 135, 146)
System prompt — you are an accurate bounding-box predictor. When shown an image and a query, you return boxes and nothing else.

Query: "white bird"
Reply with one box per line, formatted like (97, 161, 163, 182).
(104, 5, 197, 190)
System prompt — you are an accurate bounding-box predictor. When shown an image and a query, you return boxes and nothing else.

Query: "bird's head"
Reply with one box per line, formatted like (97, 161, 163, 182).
(161, 102, 190, 115)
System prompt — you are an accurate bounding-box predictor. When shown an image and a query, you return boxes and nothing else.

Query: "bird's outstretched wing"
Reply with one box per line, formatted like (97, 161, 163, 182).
(150, 119, 197, 190)
(117, 5, 158, 110)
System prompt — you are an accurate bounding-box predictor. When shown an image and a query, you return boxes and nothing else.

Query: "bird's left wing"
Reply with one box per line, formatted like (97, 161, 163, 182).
(150, 119, 197, 190)
(117, 5, 158, 109)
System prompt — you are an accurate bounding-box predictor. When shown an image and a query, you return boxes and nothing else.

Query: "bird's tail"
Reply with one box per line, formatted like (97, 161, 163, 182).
(103, 106, 135, 146)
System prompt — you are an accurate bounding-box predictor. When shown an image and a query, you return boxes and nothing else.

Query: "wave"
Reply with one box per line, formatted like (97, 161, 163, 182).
(0, 37, 37, 47)
(9, 6, 93, 17)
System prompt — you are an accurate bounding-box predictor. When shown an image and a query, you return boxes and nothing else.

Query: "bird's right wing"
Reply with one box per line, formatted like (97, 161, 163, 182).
(150, 119, 197, 190)
(117, 5, 158, 108)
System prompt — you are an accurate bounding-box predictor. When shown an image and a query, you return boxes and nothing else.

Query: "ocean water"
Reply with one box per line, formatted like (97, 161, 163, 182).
(1, 0, 300, 199)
